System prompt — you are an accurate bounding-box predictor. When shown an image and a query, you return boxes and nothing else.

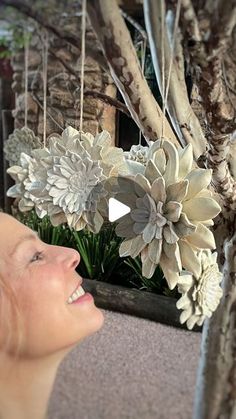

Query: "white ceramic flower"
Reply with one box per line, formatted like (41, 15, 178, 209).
(4, 127, 41, 166)
(7, 126, 128, 232)
(176, 250, 223, 330)
(116, 139, 221, 289)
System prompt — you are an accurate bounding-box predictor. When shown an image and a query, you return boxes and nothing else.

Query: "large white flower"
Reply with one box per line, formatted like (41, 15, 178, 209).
(7, 126, 128, 232)
(4, 127, 41, 166)
(116, 139, 221, 289)
(176, 250, 223, 330)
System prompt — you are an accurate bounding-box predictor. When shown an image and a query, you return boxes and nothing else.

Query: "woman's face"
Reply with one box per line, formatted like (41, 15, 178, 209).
(0, 214, 104, 357)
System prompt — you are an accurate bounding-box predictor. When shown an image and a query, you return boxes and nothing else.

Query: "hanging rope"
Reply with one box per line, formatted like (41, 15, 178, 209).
(79, 0, 87, 133)
(161, 0, 166, 143)
(139, 38, 147, 145)
(161, 0, 182, 142)
(42, 31, 49, 147)
(24, 31, 29, 128)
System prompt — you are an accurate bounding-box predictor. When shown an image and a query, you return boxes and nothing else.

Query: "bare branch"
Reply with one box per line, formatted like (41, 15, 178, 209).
(84, 90, 131, 117)
(143, 0, 207, 159)
(87, 0, 178, 144)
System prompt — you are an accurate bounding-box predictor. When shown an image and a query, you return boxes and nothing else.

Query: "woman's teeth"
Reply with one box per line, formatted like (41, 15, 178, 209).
(67, 286, 85, 304)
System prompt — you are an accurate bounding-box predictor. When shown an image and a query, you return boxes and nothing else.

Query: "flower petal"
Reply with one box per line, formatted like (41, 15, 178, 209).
(184, 169, 212, 200)
(131, 208, 150, 223)
(126, 160, 145, 175)
(141, 255, 156, 279)
(153, 148, 166, 174)
(163, 242, 182, 272)
(185, 223, 216, 249)
(182, 197, 221, 221)
(119, 239, 133, 257)
(148, 238, 162, 264)
(174, 213, 196, 238)
(163, 223, 179, 244)
(130, 235, 147, 258)
(159, 253, 180, 290)
(164, 201, 182, 222)
(145, 160, 162, 183)
(166, 180, 189, 202)
(135, 173, 151, 194)
(179, 240, 201, 278)
(133, 222, 147, 235)
(115, 215, 136, 238)
(150, 177, 166, 202)
(143, 223, 156, 243)
(178, 143, 193, 179)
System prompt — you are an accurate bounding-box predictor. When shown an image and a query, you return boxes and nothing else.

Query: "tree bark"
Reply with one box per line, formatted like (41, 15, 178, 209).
(193, 222, 236, 419)
(87, 0, 179, 145)
(143, 0, 207, 159)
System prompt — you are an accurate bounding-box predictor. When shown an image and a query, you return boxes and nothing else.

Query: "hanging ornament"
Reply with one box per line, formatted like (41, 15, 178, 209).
(7, 126, 129, 232)
(116, 139, 221, 291)
(3, 32, 42, 166)
(176, 250, 223, 330)
(3, 127, 41, 166)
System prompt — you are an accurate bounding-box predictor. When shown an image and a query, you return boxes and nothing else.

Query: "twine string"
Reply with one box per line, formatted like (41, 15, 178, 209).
(79, 0, 87, 133)
(161, 0, 182, 145)
(42, 31, 49, 148)
(139, 38, 147, 145)
(161, 0, 166, 145)
(24, 31, 29, 128)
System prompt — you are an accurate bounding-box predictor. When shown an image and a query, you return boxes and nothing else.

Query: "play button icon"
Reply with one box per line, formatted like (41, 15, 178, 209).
(108, 197, 131, 222)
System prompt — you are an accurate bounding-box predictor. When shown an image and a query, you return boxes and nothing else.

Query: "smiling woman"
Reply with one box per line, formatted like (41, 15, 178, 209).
(0, 213, 104, 419)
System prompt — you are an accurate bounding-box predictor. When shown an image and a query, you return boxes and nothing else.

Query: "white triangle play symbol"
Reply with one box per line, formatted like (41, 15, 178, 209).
(108, 197, 130, 222)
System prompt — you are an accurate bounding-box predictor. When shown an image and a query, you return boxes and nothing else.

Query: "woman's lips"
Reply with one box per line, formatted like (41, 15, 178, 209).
(71, 292, 94, 304)
(67, 280, 94, 304)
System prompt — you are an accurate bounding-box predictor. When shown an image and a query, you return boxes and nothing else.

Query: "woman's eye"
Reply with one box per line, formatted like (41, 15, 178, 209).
(30, 251, 44, 263)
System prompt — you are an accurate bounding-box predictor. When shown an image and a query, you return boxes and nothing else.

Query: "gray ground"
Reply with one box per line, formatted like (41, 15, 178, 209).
(48, 309, 201, 419)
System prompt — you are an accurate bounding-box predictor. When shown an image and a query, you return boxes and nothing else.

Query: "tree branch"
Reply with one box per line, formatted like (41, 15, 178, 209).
(143, 0, 207, 159)
(0, 0, 109, 72)
(181, 0, 202, 42)
(181, 0, 236, 136)
(87, 0, 178, 144)
(84, 90, 131, 117)
(49, 49, 131, 117)
(207, 133, 236, 213)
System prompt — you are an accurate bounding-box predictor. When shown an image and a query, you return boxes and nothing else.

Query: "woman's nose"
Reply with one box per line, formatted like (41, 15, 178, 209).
(56, 247, 81, 270)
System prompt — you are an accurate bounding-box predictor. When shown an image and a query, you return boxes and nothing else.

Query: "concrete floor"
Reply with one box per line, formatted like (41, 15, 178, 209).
(48, 309, 201, 419)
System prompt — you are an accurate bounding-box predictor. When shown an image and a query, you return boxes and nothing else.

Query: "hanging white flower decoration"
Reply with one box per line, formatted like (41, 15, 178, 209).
(4, 127, 42, 166)
(176, 250, 223, 330)
(116, 139, 222, 289)
(7, 126, 129, 232)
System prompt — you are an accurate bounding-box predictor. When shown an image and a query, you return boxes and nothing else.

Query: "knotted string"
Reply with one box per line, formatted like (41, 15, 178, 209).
(42, 31, 49, 147)
(79, 0, 87, 133)
(139, 38, 147, 145)
(24, 31, 29, 128)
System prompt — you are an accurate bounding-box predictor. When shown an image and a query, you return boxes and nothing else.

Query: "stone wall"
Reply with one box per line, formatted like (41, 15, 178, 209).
(11, 20, 117, 143)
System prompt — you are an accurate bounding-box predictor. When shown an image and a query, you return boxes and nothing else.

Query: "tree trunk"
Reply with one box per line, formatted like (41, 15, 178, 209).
(194, 219, 236, 419)
(87, 0, 179, 145)
(143, 0, 207, 159)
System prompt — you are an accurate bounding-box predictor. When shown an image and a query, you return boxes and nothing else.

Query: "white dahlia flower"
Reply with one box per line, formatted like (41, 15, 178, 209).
(176, 250, 223, 329)
(116, 139, 221, 289)
(4, 127, 41, 166)
(7, 126, 128, 232)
